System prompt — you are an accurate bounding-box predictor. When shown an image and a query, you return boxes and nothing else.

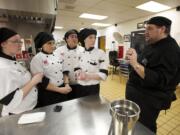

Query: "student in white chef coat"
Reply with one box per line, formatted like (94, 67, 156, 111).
(30, 32, 71, 107)
(0, 27, 43, 116)
(54, 29, 84, 100)
(74, 28, 109, 97)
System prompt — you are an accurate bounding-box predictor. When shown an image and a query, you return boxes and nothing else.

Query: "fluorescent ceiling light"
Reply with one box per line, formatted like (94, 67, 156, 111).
(79, 13, 108, 20)
(92, 23, 111, 27)
(136, 1, 171, 12)
(55, 26, 63, 29)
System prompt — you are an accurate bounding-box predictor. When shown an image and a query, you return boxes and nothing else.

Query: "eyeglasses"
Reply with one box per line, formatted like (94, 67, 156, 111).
(7, 40, 23, 45)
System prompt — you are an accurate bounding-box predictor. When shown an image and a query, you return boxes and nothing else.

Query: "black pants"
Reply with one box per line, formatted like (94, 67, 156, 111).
(36, 84, 68, 108)
(126, 84, 160, 133)
(67, 84, 80, 100)
(75, 84, 100, 98)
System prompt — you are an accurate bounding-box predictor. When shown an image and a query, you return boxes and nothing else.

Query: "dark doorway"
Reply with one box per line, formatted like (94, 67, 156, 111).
(131, 30, 146, 56)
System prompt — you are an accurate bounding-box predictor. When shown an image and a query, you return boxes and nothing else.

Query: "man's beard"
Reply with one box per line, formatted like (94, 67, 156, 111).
(146, 38, 157, 45)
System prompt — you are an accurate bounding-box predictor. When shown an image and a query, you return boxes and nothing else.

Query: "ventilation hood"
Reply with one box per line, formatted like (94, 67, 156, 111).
(0, 0, 58, 33)
(0, 0, 58, 14)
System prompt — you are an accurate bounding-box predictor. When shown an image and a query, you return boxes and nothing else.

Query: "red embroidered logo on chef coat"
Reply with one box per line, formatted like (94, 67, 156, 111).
(43, 60, 49, 66)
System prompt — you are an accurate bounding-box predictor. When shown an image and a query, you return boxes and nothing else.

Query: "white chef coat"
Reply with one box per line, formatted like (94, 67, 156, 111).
(0, 57, 37, 116)
(30, 52, 67, 86)
(54, 45, 84, 85)
(75, 47, 109, 86)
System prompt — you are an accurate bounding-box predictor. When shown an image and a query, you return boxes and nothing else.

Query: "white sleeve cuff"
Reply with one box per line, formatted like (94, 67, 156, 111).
(97, 72, 107, 81)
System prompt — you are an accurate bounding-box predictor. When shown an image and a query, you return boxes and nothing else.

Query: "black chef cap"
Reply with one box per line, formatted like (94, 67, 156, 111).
(79, 28, 97, 47)
(147, 16, 172, 28)
(64, 29, 79, 41)
(0, 27, 17, 44)
(34, 32, 54, 50)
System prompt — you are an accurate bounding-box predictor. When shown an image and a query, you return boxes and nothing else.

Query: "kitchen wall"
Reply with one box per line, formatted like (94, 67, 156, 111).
(53, 8, 180, 54)
(99, 8, 180, 50)
(53, 30, 66, 42)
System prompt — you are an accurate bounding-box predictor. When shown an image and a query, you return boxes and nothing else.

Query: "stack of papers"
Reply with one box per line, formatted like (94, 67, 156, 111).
(18, 112, 46, 125)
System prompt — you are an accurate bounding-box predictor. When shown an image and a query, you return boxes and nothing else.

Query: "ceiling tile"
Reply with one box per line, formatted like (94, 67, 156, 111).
(56, 0, 179, 30)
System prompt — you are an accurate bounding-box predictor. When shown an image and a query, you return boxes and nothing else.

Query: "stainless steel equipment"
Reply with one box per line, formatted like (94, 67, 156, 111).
(0, 96, 155, 135)
(108, 99, 141, 135)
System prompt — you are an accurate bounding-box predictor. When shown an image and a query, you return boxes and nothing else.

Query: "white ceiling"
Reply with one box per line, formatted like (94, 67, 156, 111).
(56, 0, 180, 31)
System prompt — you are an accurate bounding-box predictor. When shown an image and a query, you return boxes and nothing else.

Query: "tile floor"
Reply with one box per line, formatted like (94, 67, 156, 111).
(100, 74, 180, 135)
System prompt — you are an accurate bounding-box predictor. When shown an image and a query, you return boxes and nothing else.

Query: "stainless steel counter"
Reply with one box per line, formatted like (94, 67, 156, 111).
(0, 95, 155, 135)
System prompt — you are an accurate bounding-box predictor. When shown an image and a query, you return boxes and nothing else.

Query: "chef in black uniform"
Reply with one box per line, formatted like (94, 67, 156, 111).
(0, 27, 43, 116)
(125, 16, 180, 133)
(30, 32, 71, 107)
(74, 28, 108, 97)
(54, 29, 84, 100)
